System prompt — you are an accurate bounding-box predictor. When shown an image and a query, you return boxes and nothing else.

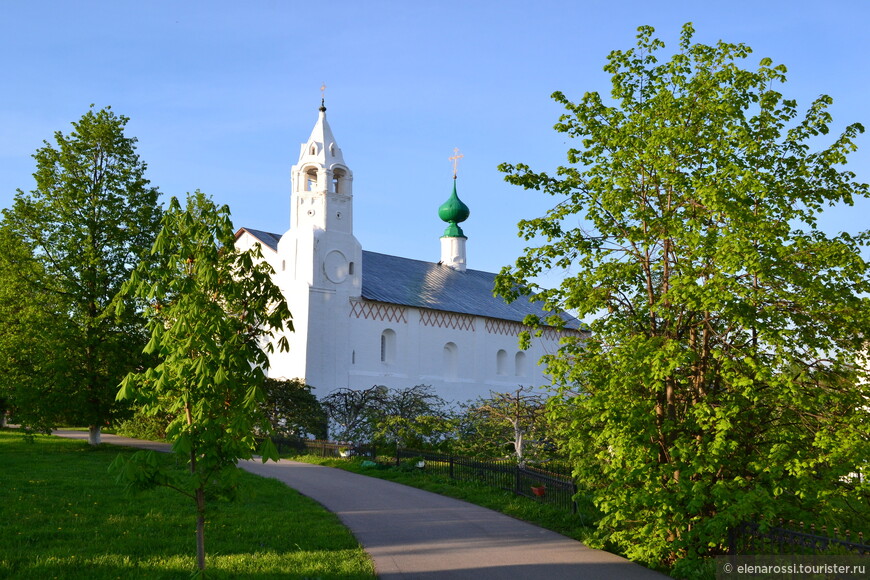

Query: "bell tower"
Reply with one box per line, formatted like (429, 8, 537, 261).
(290, 100, 354, 236)
(278, 100, 362, 292)
(274, 99, 363, 387)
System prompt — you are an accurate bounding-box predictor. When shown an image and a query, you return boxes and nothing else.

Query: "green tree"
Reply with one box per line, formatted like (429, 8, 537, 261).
(2, 106, 161, 444)
(455, 387, 549, 463)
(322, 385, 451, 448)
(260, 378, 328, 440)
(321, 385, 389, 442)
(0, 224, 65, 432)
(113, 192, 292, 574)
(497, 24, 870, 574)
(375, 384, 451, 449)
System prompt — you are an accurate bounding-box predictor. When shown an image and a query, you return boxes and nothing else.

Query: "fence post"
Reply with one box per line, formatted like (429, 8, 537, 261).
(572, 483, 578, 515)
(449, 454, 454, 479)
(514, 465, 520, 495)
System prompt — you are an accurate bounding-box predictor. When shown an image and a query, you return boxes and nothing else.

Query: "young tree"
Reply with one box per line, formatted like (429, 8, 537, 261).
(321, 385, 389, 442)
(113, 191, 291, 574)
(375, 384, 451, 449)
(458, 387, 548, 463)
(2, 106, 161, 444)
(497, 24, 870, 574)
(321, 385, 451, 448)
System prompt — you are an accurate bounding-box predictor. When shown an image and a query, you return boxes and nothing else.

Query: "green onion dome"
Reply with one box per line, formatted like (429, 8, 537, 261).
(438, 180, 470, 238)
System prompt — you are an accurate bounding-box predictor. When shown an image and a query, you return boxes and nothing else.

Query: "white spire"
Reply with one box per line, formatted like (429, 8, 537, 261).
(289, 104, 354, 234)
(298, 107, 346, 167)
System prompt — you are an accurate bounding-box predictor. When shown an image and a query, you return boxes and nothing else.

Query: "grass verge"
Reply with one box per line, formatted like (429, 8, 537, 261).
(0, 430, 375, 580)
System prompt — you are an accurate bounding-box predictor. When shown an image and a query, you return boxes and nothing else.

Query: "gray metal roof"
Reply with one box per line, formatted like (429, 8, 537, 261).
(361, 251, 579, 327)
(237, 227, 282, 252)
(236, 227, 580, 328)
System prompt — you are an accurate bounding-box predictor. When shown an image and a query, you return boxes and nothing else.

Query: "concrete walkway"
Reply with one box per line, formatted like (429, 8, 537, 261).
(54, 430, 669, 579)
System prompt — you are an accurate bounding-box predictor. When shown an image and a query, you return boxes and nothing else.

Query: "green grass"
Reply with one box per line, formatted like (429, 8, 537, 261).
(290, 454, 599, 546)
(0, 430, 375, 579)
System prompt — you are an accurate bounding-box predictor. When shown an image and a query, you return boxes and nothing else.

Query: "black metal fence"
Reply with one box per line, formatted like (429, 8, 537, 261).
(275, 438, 364, 458)
(285, 438, 579, 513)
(395, 447, 579, 513)
(729, 521, 869, 556)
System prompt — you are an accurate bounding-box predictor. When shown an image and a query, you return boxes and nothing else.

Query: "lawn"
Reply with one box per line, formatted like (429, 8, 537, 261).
(0, 430, 375, 579)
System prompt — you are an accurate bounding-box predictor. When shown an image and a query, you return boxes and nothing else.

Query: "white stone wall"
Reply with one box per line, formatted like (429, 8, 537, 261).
(237, 230, 567, 403)
(235, 230, 306, 381)
(340, 299, 564, 403)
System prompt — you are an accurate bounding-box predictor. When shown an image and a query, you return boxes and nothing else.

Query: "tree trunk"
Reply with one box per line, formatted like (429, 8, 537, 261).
(88, 425, 102, 446)
(513, 420, 524, 464)
(195, 487, 206, 571)
(187, 401, 207, 572)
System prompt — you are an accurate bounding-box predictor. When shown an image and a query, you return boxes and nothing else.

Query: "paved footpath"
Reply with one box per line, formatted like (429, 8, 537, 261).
(55, 430, 669, 579)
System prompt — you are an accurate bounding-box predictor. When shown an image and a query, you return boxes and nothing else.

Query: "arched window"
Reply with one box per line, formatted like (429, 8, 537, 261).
(515, 351, 527, 377)
(496, 349, 508, 375)
(333, 168, 346, 194)
(443, 342, 458, 379)
(305, 167, 318, 191)
(380, 329, 396, 363)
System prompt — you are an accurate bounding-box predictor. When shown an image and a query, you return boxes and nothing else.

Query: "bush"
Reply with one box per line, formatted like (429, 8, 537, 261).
(115, 411, 170, 440)
(261, 378, 328, 439)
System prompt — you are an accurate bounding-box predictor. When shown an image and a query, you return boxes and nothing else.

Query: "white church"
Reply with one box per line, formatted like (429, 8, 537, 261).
(235, 103, 582, 402)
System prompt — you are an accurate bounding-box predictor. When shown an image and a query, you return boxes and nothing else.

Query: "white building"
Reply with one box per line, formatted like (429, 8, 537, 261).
(235, 103, 581, 402)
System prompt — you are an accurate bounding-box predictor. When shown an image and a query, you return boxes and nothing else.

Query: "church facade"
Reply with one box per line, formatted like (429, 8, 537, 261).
(235, 104, 581, 402)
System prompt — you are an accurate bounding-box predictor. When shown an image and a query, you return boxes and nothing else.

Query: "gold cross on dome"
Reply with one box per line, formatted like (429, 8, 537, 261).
(449, 147, 464, 178)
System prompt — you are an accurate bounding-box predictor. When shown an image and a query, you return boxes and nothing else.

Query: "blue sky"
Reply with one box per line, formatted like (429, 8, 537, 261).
(2, 1, 868, 276)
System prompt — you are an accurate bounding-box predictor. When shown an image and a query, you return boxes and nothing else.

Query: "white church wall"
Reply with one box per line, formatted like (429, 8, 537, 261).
(235, 231, 278, 272)
(234, 231, 312, 383)
(337, 299, 562, 403)
(236, 231, 568, 403)
(345, 305, 410, 390)
(304, 285, 350, 390)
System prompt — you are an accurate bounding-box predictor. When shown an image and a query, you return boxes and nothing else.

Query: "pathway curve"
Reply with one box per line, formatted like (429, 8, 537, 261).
(54, 430, 668, 579)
